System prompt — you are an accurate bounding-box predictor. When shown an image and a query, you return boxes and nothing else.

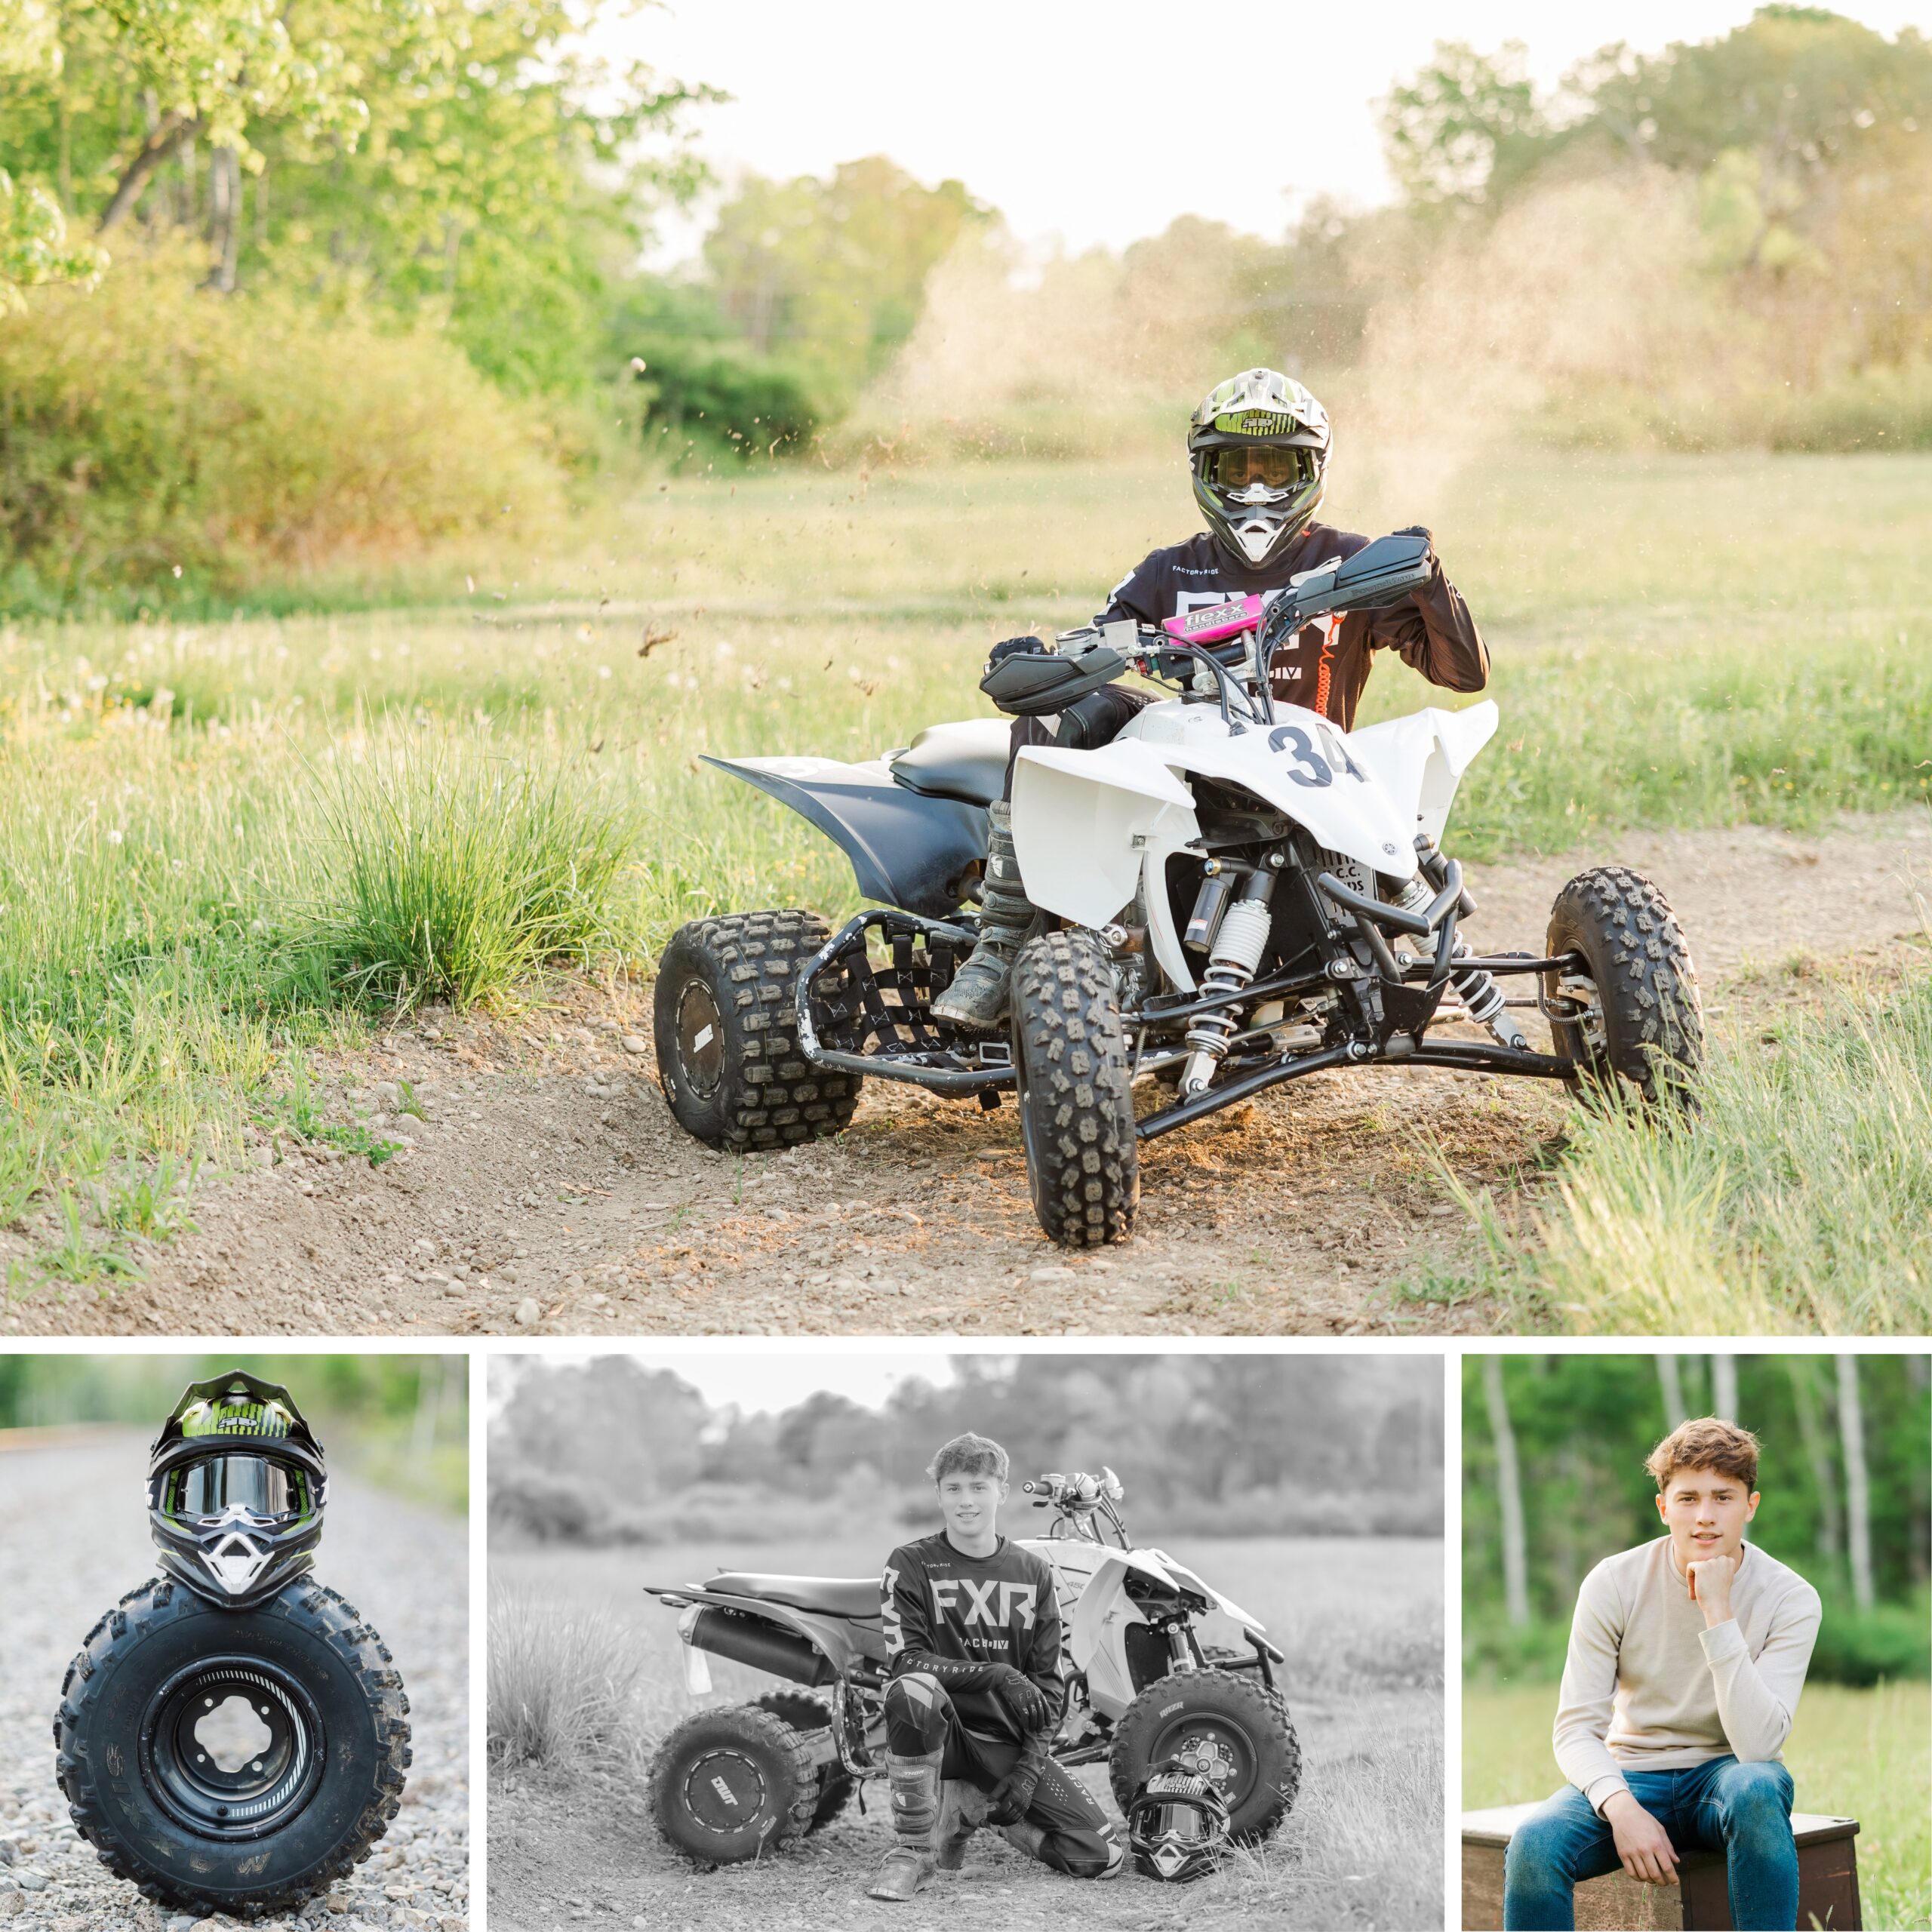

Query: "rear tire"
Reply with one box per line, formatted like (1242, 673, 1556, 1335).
(749, 1690, 854, 1832)
(1109, 1667, 1300, 1845)
(1011, 928, 1138, 1247)
(649, 1703, 817, 1865)
(54, 1577, 410, 1920)
(1544, 866, 1702, 1103)
(653, 911, 863, 1151)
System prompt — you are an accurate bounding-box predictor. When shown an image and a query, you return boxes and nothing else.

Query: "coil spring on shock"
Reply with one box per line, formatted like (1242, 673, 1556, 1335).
(1180, 895, 1275, 1094)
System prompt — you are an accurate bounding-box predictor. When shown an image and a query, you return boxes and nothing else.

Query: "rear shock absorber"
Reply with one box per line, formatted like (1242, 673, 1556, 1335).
(1179, 875, 1276, 1095)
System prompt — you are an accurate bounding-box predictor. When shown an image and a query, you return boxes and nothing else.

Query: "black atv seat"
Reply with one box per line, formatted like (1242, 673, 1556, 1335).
(889, 718, 1012, 808)
(708, 1572, 881, 1619)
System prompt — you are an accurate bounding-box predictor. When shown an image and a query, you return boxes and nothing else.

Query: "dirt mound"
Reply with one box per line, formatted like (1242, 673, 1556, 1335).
(8, 810, 1926, 1339)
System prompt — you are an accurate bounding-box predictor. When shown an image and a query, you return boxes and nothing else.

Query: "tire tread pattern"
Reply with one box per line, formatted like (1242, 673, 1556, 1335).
(649, 1703, 819, 1864)
(1107, 1666, 1301, 1845)
(1011, 929, 1138, 1247)
(1546, 865, 1703, 1102)
(53, 1577, 411, 1921)
(655, 911, 862, 1152)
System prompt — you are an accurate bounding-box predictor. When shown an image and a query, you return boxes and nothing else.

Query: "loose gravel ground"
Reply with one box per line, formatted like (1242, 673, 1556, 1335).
(4, 810, 1927, 1339)
(0, 1430, 468, 1932)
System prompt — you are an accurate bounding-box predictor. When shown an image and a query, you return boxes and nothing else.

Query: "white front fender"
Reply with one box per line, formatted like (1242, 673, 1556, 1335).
(1349, 699, 1498, 846)
(1010, 742, 1200, 928)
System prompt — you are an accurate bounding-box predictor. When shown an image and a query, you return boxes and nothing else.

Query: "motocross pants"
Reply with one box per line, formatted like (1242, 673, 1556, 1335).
(882, 1672, 1120, 1878)
(1001, 687, 1152, 801)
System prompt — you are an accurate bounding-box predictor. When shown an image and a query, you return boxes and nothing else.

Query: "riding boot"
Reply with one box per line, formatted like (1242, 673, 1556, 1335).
(934, 1779, 990, 1870)
(931, 800, 1035, 1030)
(867, 1748, 944, 1900)
(995, 1818, 1050, 1861)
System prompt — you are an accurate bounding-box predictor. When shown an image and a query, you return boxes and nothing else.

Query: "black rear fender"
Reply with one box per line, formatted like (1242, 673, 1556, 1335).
(702, 755, 987, 919)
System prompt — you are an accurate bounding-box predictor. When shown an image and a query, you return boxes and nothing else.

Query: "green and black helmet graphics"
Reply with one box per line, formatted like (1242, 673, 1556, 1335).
(147, 1371, 328, 1608)
(1187, 368, 1331, 570)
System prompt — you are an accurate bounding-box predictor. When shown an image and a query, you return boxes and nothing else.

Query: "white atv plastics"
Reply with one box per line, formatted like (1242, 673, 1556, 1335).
(1011, 694, 1498, 995)
(1022, 1534, 1268, 1723)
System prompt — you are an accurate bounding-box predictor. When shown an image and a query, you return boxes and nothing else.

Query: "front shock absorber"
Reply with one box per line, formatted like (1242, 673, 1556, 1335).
(1395, 855, 1526, 1048)
(1179, 875, 1276, 1095)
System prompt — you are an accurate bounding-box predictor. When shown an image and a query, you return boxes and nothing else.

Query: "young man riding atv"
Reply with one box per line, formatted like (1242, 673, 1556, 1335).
(932, 365, 1491, 1030)
(871, 1431, 1124, 1898)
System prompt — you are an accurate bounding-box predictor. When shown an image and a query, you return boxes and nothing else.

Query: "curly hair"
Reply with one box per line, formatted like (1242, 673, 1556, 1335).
(1645, 1416, 1761, 1492)
(927, 1431, 1009, 1485)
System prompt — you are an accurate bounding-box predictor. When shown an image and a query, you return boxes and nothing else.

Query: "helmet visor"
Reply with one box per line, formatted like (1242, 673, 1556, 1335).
(163, 1454, 313, 1522)
(1207, 444, 1319, 492)
(1146, 1801, 1211, 1842)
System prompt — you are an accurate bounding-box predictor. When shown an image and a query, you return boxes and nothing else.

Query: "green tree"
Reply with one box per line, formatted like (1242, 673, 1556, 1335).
(701, 155, 991, 403)
(1379, 39, 1546, 208)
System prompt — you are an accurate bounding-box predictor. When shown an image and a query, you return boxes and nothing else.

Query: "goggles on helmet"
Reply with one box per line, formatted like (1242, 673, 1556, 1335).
(1204, 443, 1321, 494)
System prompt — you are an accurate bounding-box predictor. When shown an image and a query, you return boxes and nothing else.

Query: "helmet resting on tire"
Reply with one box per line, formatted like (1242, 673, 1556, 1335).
(1188, 368, 1331, 570)
(147, 1370, 328, 1608)
(1127, 1758, 1234, 1881)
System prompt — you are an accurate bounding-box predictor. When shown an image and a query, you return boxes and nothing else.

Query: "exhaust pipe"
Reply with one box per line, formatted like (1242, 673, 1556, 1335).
(682, 1605, 834, 1688)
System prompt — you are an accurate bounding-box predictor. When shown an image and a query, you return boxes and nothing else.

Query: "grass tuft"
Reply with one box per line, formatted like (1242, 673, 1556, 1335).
(309, 734, 636, 1011)
(486, 1586, 648, 1771)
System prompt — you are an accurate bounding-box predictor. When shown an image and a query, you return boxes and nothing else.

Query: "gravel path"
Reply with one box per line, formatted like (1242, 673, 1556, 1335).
(0, 1429, 469, 1932)
(5, 809, 1926, 1339)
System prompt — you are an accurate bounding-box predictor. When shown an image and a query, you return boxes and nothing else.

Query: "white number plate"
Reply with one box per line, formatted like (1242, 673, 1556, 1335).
(682, 1644, 713, 1697)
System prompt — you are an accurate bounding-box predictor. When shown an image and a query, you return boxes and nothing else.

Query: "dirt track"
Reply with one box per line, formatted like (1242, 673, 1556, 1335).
(7, 810, 1927, 1339)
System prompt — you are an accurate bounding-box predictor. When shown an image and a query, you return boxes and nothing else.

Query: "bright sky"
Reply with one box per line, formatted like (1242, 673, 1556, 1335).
(623, 1, 1932, 263)
(528, 1349, 964, 1417)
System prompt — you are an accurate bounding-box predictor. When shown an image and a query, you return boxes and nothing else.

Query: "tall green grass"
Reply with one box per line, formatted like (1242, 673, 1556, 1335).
(1426, 955, 1932, 1333)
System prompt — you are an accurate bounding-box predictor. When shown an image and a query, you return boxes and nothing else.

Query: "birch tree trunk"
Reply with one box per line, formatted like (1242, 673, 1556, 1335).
(1657, 1353, 1687, 1429)
(1712, 1352, 1738, 1420)
(1481, 1355, 1530, 1627)
(1785, 1355, 1843, 1567)
(1837, 1354, 1874, 1611)
(207, 146, 241, 291)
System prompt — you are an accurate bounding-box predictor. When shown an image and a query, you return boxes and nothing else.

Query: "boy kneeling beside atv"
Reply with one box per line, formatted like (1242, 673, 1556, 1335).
(646, 1429, 1291, 1892)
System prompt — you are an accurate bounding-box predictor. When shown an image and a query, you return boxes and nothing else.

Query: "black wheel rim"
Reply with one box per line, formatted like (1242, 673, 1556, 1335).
(681, 1746, 771, 1838)
(675, 979, 726, 1099)
(140, 1657, 325, 1840)
(1149, 1709, 1260, 1814)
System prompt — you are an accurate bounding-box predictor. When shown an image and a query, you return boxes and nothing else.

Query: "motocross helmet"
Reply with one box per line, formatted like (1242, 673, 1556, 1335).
(1189, 368, 1331, 571)
(147, 1371, 328, 1610)
(1127, 1758, 1233, 1881)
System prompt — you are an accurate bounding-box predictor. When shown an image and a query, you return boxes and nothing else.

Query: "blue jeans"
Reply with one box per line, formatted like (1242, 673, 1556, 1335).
(1502, 1756, 1796, 1930)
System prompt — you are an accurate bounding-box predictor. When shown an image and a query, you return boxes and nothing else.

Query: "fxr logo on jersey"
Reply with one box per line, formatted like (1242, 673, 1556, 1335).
(931, 1578, 1038, 1629)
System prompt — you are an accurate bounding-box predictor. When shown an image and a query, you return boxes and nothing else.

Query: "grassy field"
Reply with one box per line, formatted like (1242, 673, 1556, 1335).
(488, 1532, 1444, 1930)
(2, 448, 1930, 1304)
(1463, 1680, 1932, 1930)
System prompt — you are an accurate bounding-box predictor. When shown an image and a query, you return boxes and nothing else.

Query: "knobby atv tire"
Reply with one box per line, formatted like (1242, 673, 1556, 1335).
(54, 1577, 410, 1921)
(748, 1689, 854, 1832)
(650, 1702, 819, 1865)
(653, 910, 862, 1152)
(1545, 866, 1703, 1103)
(1011, 928, 1138, 1247)
(1109, 1666, 1301, 1845)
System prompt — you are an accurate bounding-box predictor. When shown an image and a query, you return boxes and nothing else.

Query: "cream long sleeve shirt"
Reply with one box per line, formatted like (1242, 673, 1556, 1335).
(1552, 1537, 1822, 1814)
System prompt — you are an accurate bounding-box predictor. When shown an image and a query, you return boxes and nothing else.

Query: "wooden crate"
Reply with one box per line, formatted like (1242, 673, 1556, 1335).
(1460, 1802, 1860, 1930)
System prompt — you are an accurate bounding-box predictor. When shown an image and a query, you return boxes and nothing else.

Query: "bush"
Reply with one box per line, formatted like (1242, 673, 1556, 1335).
(1808, 1595, 1932, 1685)
(630, 340, 822, 461)
(0, 248, 565, 611)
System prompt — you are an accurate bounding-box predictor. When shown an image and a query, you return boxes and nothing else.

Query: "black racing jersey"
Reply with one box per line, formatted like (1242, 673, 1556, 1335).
(1099, 521, 1488, 729)
(881, 1531, 1064, 1742)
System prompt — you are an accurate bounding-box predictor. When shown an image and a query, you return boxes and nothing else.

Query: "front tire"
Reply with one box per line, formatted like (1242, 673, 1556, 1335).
(648, 1703, 818, 1864)
(653, 911, 863, 1151)
(1011, 928, 1138, 1247)
(54, 1577, 411, 1921)
(1109, 1667, 1300, 1845)
(1544, 866, 1703, 1103)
